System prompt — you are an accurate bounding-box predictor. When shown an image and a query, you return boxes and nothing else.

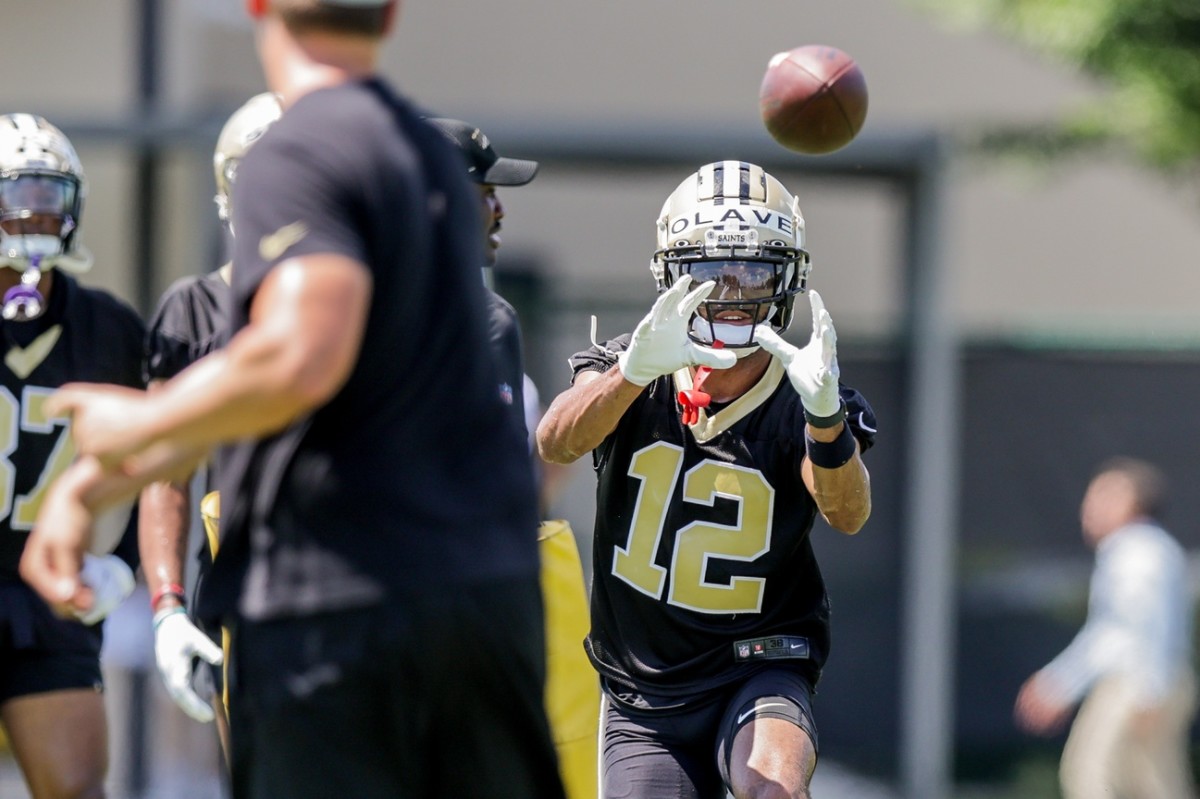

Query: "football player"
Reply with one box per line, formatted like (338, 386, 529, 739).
(0, 113, 144, 799)
(537, 161, 876, 799)
(138, 92, 282, 761)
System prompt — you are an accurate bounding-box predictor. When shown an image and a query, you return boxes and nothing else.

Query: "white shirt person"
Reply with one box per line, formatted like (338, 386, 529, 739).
(1015, 458, 1197, 799)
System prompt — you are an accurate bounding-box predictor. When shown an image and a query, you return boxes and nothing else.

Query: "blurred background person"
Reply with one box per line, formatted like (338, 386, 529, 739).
(0, 113, 143, 799)
(139, 90, 282, 768)
(429, 116, 599, 799)
(1015, 456, 1198, 799)
(141, 88, 282, 753)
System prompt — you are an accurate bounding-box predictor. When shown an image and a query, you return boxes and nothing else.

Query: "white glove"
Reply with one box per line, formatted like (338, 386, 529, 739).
(154, 608, 224, 723)
(755, 290, 842, 419)
(617, 275, 737, 386)
(73, 553, 136, 626)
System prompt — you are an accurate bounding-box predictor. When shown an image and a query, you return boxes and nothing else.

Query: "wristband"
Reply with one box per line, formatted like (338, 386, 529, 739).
(153, 606, 187, 632)
(151, 583, 186, 612)
(803, 401, 846, 429)
(804, 423, 857, 470)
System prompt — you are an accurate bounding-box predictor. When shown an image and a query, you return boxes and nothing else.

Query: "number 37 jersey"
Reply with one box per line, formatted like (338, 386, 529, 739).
(571, 334, 876, 698)
(0, 274, 145, 578)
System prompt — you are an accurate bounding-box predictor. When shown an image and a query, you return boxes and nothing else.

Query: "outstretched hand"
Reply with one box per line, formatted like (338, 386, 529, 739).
(755, 290, 841, 418)
(617, 275, 737, 386)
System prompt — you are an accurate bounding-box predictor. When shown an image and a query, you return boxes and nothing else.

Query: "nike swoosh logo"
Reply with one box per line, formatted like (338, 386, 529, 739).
(258, 221, 309, 262)
(736, 701, 790, 725)
(791, 642, 805, 650)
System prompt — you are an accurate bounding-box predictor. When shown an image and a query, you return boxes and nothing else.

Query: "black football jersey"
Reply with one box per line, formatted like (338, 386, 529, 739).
(571, 333, 876, 697)
(143, 267, 230, 579)
(143, 267, 229, 383)
(0, 273, 146, 578)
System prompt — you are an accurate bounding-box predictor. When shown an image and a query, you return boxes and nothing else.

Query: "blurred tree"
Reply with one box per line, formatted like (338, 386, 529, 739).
(915, 0, 1200, 175)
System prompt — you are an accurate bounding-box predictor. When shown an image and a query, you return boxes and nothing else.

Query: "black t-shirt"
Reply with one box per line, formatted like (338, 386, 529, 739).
(486, 289, 527, 438)
(571, 334, 877, 697)
(200, 79, 540, 623)
(143, 267, 230, 383)
(0, 273, 145, 578)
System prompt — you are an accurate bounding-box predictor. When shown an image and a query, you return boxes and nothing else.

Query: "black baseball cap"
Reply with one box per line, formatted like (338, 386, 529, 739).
(426, 118, 540, 187)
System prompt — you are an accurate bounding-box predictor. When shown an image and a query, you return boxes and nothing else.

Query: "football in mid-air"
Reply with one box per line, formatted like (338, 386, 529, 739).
(759, 45, 868, 155)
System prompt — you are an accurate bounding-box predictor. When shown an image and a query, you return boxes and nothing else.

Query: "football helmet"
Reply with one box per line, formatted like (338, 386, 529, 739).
(0, 113, 90, 275)
(213, 92, 282, 231)
(652, 161, 809, 349)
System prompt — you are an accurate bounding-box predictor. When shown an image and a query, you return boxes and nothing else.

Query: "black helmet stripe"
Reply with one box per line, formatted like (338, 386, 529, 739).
(739, 162, 752, 201)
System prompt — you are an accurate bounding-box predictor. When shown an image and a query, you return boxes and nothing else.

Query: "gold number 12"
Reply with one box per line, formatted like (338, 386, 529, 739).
(612, 441, 774, 615)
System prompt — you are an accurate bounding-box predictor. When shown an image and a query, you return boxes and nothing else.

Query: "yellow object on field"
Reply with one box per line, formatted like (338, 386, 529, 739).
(200, 490, 221, 559)
(538, 519, 599, 799)
(200, 490, 231, 712)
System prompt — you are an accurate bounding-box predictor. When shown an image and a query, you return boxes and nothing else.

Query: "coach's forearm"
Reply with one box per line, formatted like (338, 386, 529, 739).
(65, 445, 208, 516)
(137, 333, 328, 450)
(136, 257, 370, 452)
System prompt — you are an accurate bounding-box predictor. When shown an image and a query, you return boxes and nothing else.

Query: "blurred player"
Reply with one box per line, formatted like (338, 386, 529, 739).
(537, 161, 876, 799)
(0, 113, 144, 799)
(1015, 457, 1197, 799)
(20, 2, 564, 798)
(430, 116, 600, 799)
(426, 117, 537, 441)
(138, 91, 282, 759)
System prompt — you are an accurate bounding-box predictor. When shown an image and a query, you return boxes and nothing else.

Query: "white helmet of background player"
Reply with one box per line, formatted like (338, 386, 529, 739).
(0, 114, 91, 274)
(213, 92, 282, 232)
(652, 161, 810, 349)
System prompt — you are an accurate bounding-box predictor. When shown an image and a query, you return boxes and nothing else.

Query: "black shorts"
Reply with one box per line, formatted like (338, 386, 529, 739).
(0, 581, 103, 704)
(190, 534, 225, 697)
(227, 577, 565, 799)
(601, 667, 817, 799)
(187, 624, 228, 712)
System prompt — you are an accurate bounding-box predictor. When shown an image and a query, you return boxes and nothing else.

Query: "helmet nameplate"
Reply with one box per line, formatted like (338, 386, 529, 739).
(649, 160, 811, 343)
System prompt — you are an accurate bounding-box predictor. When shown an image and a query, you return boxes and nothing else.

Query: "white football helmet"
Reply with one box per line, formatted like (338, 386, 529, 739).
(213, 92, 282, 230)
(652, 161, 810, 348)
(0, 113, 91, 274)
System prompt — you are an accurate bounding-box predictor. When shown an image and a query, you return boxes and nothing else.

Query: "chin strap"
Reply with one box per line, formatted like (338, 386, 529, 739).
(3, 255, 45, 321)
(678, 340, 725, 425)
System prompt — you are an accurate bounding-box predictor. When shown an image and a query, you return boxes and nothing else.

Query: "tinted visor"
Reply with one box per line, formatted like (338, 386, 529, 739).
(686, 260, 779, 301)
(0, 174, 77, 235)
